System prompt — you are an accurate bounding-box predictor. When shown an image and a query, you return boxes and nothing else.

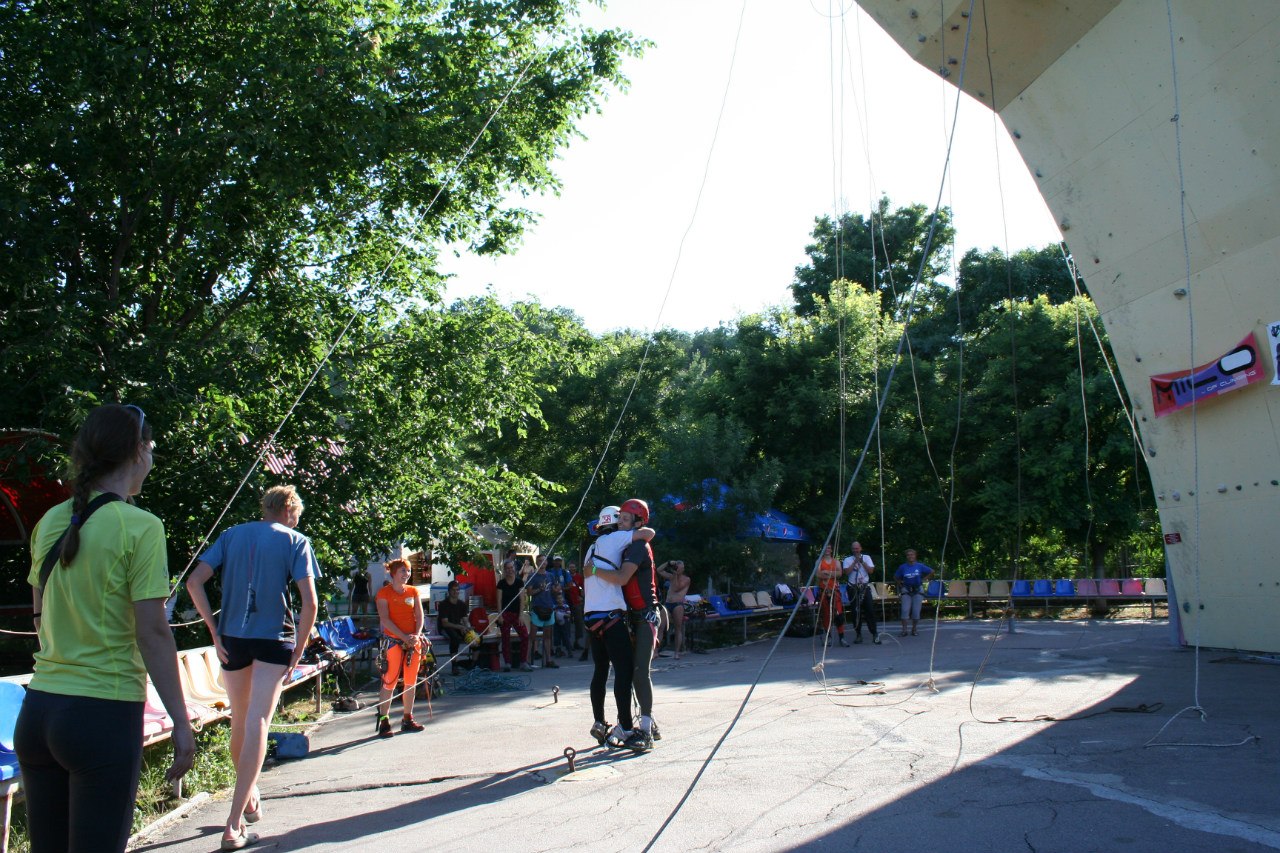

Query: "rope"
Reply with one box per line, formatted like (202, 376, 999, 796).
(980, 0, 1025, 637)
(422, 0, 758, 690)
(447, 668, 532, 695)
(644, 5, 981, 848)
(1153, 0, 1217, 745)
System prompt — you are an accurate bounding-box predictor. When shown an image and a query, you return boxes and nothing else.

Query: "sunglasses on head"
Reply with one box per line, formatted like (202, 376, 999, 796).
(123, 404, 151, 447)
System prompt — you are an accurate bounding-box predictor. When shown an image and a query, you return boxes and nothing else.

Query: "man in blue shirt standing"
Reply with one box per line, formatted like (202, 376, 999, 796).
(894, 549, 933, 637)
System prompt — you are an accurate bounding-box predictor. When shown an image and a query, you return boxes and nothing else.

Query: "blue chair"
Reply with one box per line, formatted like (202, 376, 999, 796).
(925, 580, 945, 598)
(837, 586, 850, 606)
(1011, 579, 1033, 596)
(711, 595, 750, 617)
(1054, 579, 1076, 597)
(0, 681, 22, 753)
(1031, 579, 1053, 597)
(0, 680, 26, 848)
(336, 617, 376, 651)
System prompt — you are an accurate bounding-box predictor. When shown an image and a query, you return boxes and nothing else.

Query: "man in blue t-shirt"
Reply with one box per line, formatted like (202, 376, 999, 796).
(894, 549, 933, 637)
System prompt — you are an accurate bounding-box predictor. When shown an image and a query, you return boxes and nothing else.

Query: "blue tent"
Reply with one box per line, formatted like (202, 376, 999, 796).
(587, 481, 808, 542)
(742, 508, 809, 542)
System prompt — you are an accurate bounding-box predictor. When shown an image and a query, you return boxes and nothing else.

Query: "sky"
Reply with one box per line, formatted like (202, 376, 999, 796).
(438, 0, 1065, 335)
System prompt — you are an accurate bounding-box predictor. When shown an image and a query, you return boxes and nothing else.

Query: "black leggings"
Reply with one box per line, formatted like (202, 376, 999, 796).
(629, 608, 658, 718)
(587, 613, 633, 730)
(15, 688, 145, 853)
(849, 584, 878, 636)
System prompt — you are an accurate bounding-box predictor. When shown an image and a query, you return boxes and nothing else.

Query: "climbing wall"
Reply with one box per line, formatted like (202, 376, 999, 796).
(857, 0, 1280, 652)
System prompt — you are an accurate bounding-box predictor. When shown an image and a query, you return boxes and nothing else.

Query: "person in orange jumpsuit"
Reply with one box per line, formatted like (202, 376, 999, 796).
(374, 559, 427, 737)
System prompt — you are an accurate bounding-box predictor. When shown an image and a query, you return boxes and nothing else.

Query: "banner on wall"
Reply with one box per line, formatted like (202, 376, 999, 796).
(1149, 332, 1265, 417)
(1269, 321, 1280, 386)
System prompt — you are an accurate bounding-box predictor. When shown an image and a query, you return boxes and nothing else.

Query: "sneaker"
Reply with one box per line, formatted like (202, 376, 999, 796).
(651, 719, 662, 741)
(623, 729, 654, 753)
(377, 716, 393, 739)
(545, 660, 560, 669)
(838, 636, 850, 647)
(606, 724, 630, 748)
(578, 650, 589, 662)
(519, 662, 533, 672)
(911, 629, 918, 636)
(873, 634, 882, 645)
(590, 721, 611, 745)
(400, 717, 424, 733)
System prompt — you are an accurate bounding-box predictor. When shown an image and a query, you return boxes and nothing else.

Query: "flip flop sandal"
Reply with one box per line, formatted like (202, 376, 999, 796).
(221, 827, 259, 851)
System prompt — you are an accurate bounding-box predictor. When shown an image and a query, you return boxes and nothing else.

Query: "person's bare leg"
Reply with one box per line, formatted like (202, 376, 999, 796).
(224, 662, 286, 842)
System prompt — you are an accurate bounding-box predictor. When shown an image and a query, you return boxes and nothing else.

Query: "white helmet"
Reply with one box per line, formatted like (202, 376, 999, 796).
(597, 505, 620, 528)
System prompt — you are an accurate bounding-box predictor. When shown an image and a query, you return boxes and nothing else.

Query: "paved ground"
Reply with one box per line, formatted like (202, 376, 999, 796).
(133, 618, 1280, 853)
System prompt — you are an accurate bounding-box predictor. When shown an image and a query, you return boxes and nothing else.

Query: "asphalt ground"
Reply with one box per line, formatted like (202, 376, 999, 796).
(132, 618, 1279, 853)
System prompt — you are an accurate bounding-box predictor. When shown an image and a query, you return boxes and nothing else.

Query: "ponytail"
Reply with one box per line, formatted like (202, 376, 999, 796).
(56, 405, 151, 568)
(58, 464, 97, 567)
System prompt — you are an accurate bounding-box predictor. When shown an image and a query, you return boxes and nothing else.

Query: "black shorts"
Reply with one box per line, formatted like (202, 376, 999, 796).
(221, 634, 295, 671)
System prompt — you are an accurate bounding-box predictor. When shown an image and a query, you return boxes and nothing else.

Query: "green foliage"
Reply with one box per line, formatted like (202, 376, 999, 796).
(791, 197, 955, 316)
(491, 220, 1156, 589)
(0, 0, 641, 601)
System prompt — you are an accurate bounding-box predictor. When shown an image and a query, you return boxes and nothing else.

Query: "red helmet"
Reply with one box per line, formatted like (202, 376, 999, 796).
(619, 498, 650, 525)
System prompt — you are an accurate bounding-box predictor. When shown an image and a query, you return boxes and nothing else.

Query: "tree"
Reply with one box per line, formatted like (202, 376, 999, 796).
(0, 0, 642, 588)
(790, 198, 954, 317)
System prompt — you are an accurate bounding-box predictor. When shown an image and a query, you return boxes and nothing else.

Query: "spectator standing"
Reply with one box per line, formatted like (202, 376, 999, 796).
(17, 404, 194, 853)
(188, 484, 319, 851)
(843, 541, 880, 644)
(495, 561, 532, 672)
(815, 543, 849, 647)
(547, 555, 572, 590)
(568, 560, 586, 658)
(348, 568, 371, 616)
(894, 549, 934, 637)
(552, 585, 572, 656)
(436, 580, 470, 675)
(527, 558, 558, 668)
(373, 559, 426, 736)
(657, 560, 691, 659)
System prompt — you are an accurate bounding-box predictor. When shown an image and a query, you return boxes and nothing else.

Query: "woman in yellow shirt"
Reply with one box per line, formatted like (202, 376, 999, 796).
(17, 404, 194, 852)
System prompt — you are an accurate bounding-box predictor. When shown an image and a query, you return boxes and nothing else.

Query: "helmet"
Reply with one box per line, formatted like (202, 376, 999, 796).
(597, 505, 620, 528)
(463, 629, 480, 647)
(619, 498, 650, 525)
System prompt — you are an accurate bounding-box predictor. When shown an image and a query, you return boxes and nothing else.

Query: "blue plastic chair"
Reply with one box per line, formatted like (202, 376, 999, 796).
(1054, 579, 1076, 597)
(0, 682, 23, 753)
(925, 580, 945, 598)
(0, 681, 25, 786)
(1011, 579, 1033, 597)
(837, 586, 850, 606)
(1031, 579, 1053, 597)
